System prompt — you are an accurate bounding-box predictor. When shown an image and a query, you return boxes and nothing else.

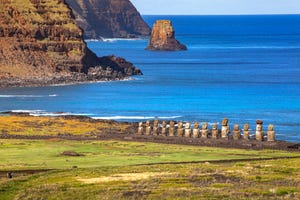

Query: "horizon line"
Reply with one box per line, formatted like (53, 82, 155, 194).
(141, 13, 300, 16)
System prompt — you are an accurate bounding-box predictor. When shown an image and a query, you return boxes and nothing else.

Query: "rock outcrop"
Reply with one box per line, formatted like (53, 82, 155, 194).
(147, 20, 187, 51)
(0, 0, 141, 88)
(65, 0, 151, 39)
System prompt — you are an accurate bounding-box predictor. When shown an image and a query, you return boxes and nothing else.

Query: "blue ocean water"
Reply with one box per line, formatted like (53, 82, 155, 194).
(0, 15, 300, 142)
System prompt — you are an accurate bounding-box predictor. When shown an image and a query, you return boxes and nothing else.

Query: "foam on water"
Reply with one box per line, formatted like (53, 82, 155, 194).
(93, 116, 182, 120)
(0, 94, 58, 98)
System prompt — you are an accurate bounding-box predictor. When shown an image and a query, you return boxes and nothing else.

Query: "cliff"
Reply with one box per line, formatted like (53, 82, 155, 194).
(65, 0, 151, 39)
(0, 0, 141, 88)
(147, 20, 187, 51)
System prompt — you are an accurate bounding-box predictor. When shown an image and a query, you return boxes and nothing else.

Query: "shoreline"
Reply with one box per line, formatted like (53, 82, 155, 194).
(0, 75, 135, 89)
(0, 113, 298, 152)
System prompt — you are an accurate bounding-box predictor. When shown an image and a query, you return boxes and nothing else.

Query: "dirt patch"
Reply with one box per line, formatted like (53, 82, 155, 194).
(61, 151, 84, 157)
(77, 172, 172, 184)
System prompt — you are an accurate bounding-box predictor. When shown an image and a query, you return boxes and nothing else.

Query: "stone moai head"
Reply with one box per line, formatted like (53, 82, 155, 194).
(170, 121, 175, 127)
(234, 124, 239, 131)
(256, 120, 263, 125)
(194, 122, 199, 129)
(222, 118, 228, 126)
(268, 124, 274, 131)
(202, 122, 208, 130)
(185, 123, 191, 129)
(146, 120, 150, 126)
(256, 124, 262, 131)
(154, 119, 159, 126)
(162, 121, 167, 127)
(244, 124, 249, 131)
(139, 122, 143, 127)
(178, 122, 183, 128)
(212, 124, 218, 130)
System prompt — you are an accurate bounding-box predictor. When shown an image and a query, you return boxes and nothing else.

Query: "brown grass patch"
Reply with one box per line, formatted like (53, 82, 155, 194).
(77, 172, 173, 184)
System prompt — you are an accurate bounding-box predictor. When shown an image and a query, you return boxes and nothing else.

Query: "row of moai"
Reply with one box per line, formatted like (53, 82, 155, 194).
(137, 118, 275, 142)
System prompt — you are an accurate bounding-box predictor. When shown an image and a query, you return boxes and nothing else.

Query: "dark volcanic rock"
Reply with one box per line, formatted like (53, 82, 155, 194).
(65, 0, 151, 39)
(147, 20, 187, 51)
(0, 0, 142, 88)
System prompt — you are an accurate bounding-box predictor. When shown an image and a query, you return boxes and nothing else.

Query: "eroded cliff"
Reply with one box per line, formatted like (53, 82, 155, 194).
(65, 0, 151, 39)
(0, 0, 141, 88)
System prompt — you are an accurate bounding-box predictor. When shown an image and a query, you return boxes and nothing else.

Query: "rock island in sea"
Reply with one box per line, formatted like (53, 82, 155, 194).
(146, 20, 187, 51)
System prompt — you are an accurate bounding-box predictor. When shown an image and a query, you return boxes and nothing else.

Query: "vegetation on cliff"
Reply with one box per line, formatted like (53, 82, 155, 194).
(0, 0, 141, 88)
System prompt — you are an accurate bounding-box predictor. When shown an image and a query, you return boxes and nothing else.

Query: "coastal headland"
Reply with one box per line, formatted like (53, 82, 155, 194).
(0, 0, 142, 88)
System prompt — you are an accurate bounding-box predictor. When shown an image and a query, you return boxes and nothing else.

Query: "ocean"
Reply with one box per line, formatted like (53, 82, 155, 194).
(0, 15, 300, 142)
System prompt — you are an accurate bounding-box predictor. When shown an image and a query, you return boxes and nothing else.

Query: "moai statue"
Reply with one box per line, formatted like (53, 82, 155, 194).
(267, 124, 275, 142)
(153, 119, 159, 136)
(184, 122, 191, 138)
(243, 124, 250, 140)
(161, 121, 167, 136)
(201, 122, 209, 138)
(255, 120, 264, 141)
(221, 118, 229, 139)
(169, 121, 175, 137)
(192, 122, 199, 138)
(211, 124, 219, 139)
(177, 122, 184, 137)
(145, 120, 151, 135)
(137, 122, 143, 135)
(233, 124, 241, 140)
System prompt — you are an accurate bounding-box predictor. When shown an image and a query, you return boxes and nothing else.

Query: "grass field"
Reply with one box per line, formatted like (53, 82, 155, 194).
(0, 139, 299, 199)
(0, 139, 299, 170)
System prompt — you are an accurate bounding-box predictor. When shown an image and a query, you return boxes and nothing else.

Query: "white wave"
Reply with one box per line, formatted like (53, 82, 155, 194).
(30, 112, 93, 117)
(86, 37, 143, 43)
(48, 94, 58, 97)
(0, 94, 58, 98)
(93, 116, 182, 120)
(10, 110, 45, 113)
(4, 110, 93, 117)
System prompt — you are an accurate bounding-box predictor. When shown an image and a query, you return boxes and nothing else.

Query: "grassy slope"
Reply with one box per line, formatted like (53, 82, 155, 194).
(0, 116, 129, 136)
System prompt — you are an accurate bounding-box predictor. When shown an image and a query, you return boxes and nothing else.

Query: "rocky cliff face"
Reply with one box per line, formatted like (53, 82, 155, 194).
(65, 0, 151, 39)
(0, 0, 141, 88)
(147, 20, 187, 51)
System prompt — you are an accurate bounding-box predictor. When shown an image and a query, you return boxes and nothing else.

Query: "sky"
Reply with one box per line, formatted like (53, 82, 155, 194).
(130, 0, 300, 15)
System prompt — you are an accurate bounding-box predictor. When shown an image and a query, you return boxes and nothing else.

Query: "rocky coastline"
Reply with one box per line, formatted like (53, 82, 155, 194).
(0, 55, 142, 88)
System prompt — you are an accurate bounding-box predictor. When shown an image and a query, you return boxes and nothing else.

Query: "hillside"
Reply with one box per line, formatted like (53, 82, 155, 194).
(0, 0, 141, 88)
(65, 0, 151, 39)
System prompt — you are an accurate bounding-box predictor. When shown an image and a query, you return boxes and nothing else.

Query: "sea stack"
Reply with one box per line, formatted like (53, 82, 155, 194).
(146, 20, 187, 51)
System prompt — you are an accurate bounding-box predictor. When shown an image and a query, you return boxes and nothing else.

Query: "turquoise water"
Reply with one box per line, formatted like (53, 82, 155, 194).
(0, 15, 300, 142)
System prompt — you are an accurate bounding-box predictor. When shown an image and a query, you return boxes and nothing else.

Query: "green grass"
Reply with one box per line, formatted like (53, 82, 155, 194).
(0, 157, 299, 200)
(0, 139, 299, 171)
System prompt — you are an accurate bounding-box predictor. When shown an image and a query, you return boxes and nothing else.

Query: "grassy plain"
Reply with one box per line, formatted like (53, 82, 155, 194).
(0, 116, 299, 199)
(0, 139, 299, 199)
